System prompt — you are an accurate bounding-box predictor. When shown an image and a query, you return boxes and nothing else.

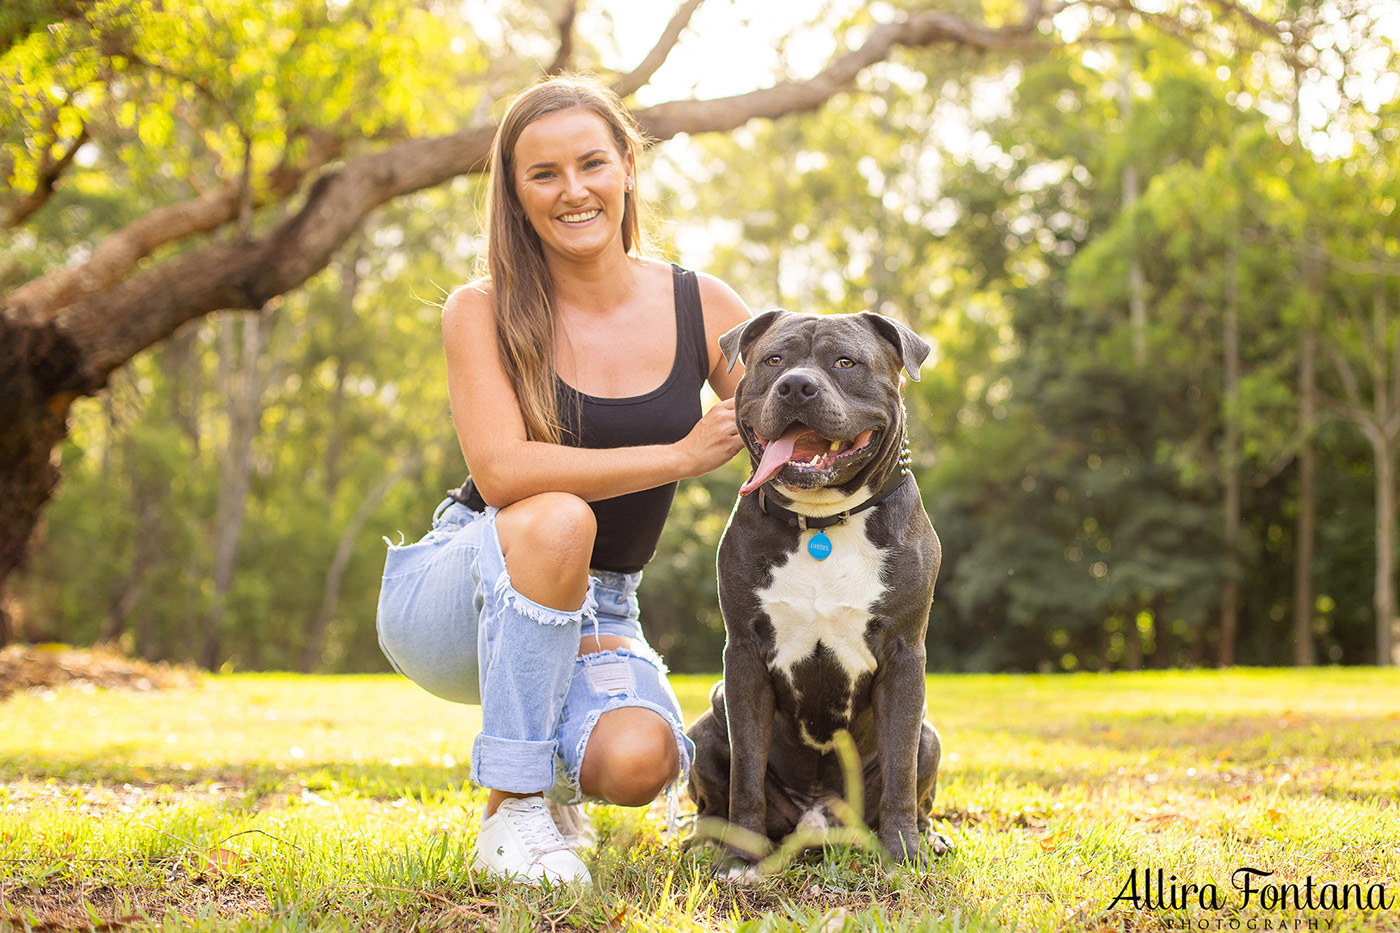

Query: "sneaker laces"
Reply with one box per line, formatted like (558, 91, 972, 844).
(503, 799, 573, 859)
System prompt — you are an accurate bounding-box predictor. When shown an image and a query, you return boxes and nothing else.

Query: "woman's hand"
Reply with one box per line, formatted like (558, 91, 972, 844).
(677, 397, 746, 478)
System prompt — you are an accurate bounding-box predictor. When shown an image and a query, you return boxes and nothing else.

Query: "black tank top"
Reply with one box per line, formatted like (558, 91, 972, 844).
(452, 264, 710, 573)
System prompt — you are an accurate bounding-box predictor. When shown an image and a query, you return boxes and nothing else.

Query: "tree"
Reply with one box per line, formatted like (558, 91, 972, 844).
(923, 40, 1262, 670)
(1, 0, 1078, 647)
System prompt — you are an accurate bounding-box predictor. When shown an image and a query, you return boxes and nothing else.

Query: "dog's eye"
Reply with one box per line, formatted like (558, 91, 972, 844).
(764, 355, 782, 367)
(834, 358, 856, 369)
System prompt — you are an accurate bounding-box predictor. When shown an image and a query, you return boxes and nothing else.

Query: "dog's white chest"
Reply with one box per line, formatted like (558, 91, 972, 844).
(756, 512, 886, 682)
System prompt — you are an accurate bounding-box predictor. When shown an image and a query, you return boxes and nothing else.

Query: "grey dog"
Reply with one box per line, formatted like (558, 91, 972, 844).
(687, 309, 949, 879)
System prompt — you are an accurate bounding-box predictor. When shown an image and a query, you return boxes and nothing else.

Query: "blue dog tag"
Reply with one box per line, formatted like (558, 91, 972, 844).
(807, 530, 833, 561)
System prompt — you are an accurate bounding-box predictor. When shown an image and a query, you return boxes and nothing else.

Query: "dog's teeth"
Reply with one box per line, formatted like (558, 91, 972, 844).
(829, 440, 841, 452)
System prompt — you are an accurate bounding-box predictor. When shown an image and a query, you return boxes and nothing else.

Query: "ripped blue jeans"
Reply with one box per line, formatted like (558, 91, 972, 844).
(375, 498, 693, 803)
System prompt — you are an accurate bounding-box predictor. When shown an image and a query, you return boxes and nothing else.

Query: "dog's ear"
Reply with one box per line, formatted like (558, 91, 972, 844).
(856, 311, 931, 382)
(720, 309, 787, 373)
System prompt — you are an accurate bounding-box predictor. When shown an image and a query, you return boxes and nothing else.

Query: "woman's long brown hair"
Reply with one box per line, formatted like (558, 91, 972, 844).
(480, 73, 651, 444)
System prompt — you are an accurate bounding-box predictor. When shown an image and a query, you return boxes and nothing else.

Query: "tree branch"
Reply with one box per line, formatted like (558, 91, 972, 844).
(611, 0, 706, 99)
(633, 6, 1051, 139)
(6, 130, 344, 325)
(1325, 342, 1365, 410)
(546, 0, 578, 76)
(8, 182, 243, 327)
(0, 0, 94, 58)
(47, 124, 496, 391)
(12, 0, 1057, 400)
(1311, 240, 1400, 277)
(303, 448, 424, 672)
(1200, 0, 1284, 43)
(4, 126, 91, 229)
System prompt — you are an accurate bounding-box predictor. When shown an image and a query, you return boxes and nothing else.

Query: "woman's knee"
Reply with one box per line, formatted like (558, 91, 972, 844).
(497, 492, 596, 572)
(580, 707, 680, 807)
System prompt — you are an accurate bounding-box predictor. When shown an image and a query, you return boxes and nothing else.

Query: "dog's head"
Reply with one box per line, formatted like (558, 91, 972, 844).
(720, 310, 930, 499)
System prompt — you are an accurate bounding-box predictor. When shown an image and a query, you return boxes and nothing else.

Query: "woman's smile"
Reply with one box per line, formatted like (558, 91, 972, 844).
(559, 208, 601, 224)
(513, 108, 632, 261)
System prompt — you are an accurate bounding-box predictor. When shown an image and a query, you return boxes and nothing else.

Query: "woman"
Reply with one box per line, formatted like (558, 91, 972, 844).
(375, 73, 751, 886)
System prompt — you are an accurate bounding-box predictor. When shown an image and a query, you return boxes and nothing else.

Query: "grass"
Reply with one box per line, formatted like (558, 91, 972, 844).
(2, 668, 1399, 931)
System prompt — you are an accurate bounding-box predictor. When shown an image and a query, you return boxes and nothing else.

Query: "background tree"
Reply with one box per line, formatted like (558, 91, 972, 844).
(1, 0, 1061, 648)
(8, 0, 1397, 672)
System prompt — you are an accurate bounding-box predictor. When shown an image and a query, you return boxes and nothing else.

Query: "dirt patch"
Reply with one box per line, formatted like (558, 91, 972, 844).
(0, 644, 199, 701)
(0, 873, 273, 932)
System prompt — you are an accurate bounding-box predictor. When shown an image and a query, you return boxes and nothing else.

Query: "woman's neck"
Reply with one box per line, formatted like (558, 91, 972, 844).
(546, 248, 640, 316)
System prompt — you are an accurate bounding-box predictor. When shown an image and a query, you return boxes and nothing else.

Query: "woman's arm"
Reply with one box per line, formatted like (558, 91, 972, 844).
(442, 282, 742, 508)
(696, 272, 752, 400)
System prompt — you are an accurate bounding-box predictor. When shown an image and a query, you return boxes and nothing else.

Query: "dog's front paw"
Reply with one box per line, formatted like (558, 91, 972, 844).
(713, 856, 763, 885)
(880, 826, 931, 869)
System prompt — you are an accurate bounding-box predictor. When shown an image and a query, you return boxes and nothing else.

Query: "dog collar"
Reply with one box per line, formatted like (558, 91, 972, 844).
(757, 460, 913, 532)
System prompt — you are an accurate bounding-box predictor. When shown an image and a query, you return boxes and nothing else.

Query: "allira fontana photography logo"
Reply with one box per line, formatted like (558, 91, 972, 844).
(1107, 866, 1395, 927)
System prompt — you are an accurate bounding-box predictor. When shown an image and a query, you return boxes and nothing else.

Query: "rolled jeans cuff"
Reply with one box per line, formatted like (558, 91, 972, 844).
(471, 733, 558, 794)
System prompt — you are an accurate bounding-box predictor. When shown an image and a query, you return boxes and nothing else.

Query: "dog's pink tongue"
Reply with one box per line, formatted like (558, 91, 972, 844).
(740, 428, 802, 497)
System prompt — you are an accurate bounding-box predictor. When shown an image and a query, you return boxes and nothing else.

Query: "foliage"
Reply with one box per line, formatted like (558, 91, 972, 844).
(916, 35, 1398, 670)
(11, 187, 476, 671)
(7, 1, 1400, 672)
(1, 0, 473, 224)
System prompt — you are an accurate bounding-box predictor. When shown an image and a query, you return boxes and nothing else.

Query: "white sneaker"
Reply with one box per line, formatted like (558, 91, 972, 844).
(547, 798, 597, 849)
(471, 797, 592, 886)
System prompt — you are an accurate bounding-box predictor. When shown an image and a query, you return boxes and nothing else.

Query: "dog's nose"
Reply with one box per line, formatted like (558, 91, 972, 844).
(775, 371, 821, 402)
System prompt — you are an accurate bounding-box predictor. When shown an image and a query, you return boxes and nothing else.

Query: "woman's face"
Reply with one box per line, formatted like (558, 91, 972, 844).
(512, 107, 634, 265)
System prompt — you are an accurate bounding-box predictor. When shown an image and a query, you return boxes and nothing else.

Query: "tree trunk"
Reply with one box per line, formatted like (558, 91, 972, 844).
(302, 453, 421, 672)
(1218, 243, 1241, 667)
(1372, 275, 1398, 665)
(1375, 434, 1396, 664)
(0, 320, 82, 648)
(100, 436, 164, 647)
(1289, 63, 1317, 667)
(1148, 596, 1170, 668)
(167, 324, 203, 453)
(156, 334, 198, 662)
(1293, 249, 1320, 665)
(324, 241, 363, 496)
(1119, 54, 1147, 367)
(1325, 266, 1400, 665)
(1123, 611, 1143, 672)
(200, 310, 273, 670)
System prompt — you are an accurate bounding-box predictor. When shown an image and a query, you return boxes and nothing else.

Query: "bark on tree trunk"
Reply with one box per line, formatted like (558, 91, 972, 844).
(1124, 611, 1143, 672)
(1371, 274, 1398, 665)
(167, 325, 203, 454)
(1374, 435, 1396, 665)
(0, 319, 82, 648)
(1148, 596, 1170, 669)
(157, 334, 199, 662)
(200, 310, 273, 670)
(1293, 254, 1319, 666)
(1119, 54, 1147, 368)
(1289, 69, 1317, 668)
(1218, 244, 1241, 667)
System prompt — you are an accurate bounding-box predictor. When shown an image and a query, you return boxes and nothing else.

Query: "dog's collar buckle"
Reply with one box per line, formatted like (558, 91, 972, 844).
(789, 511, 848, 532)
